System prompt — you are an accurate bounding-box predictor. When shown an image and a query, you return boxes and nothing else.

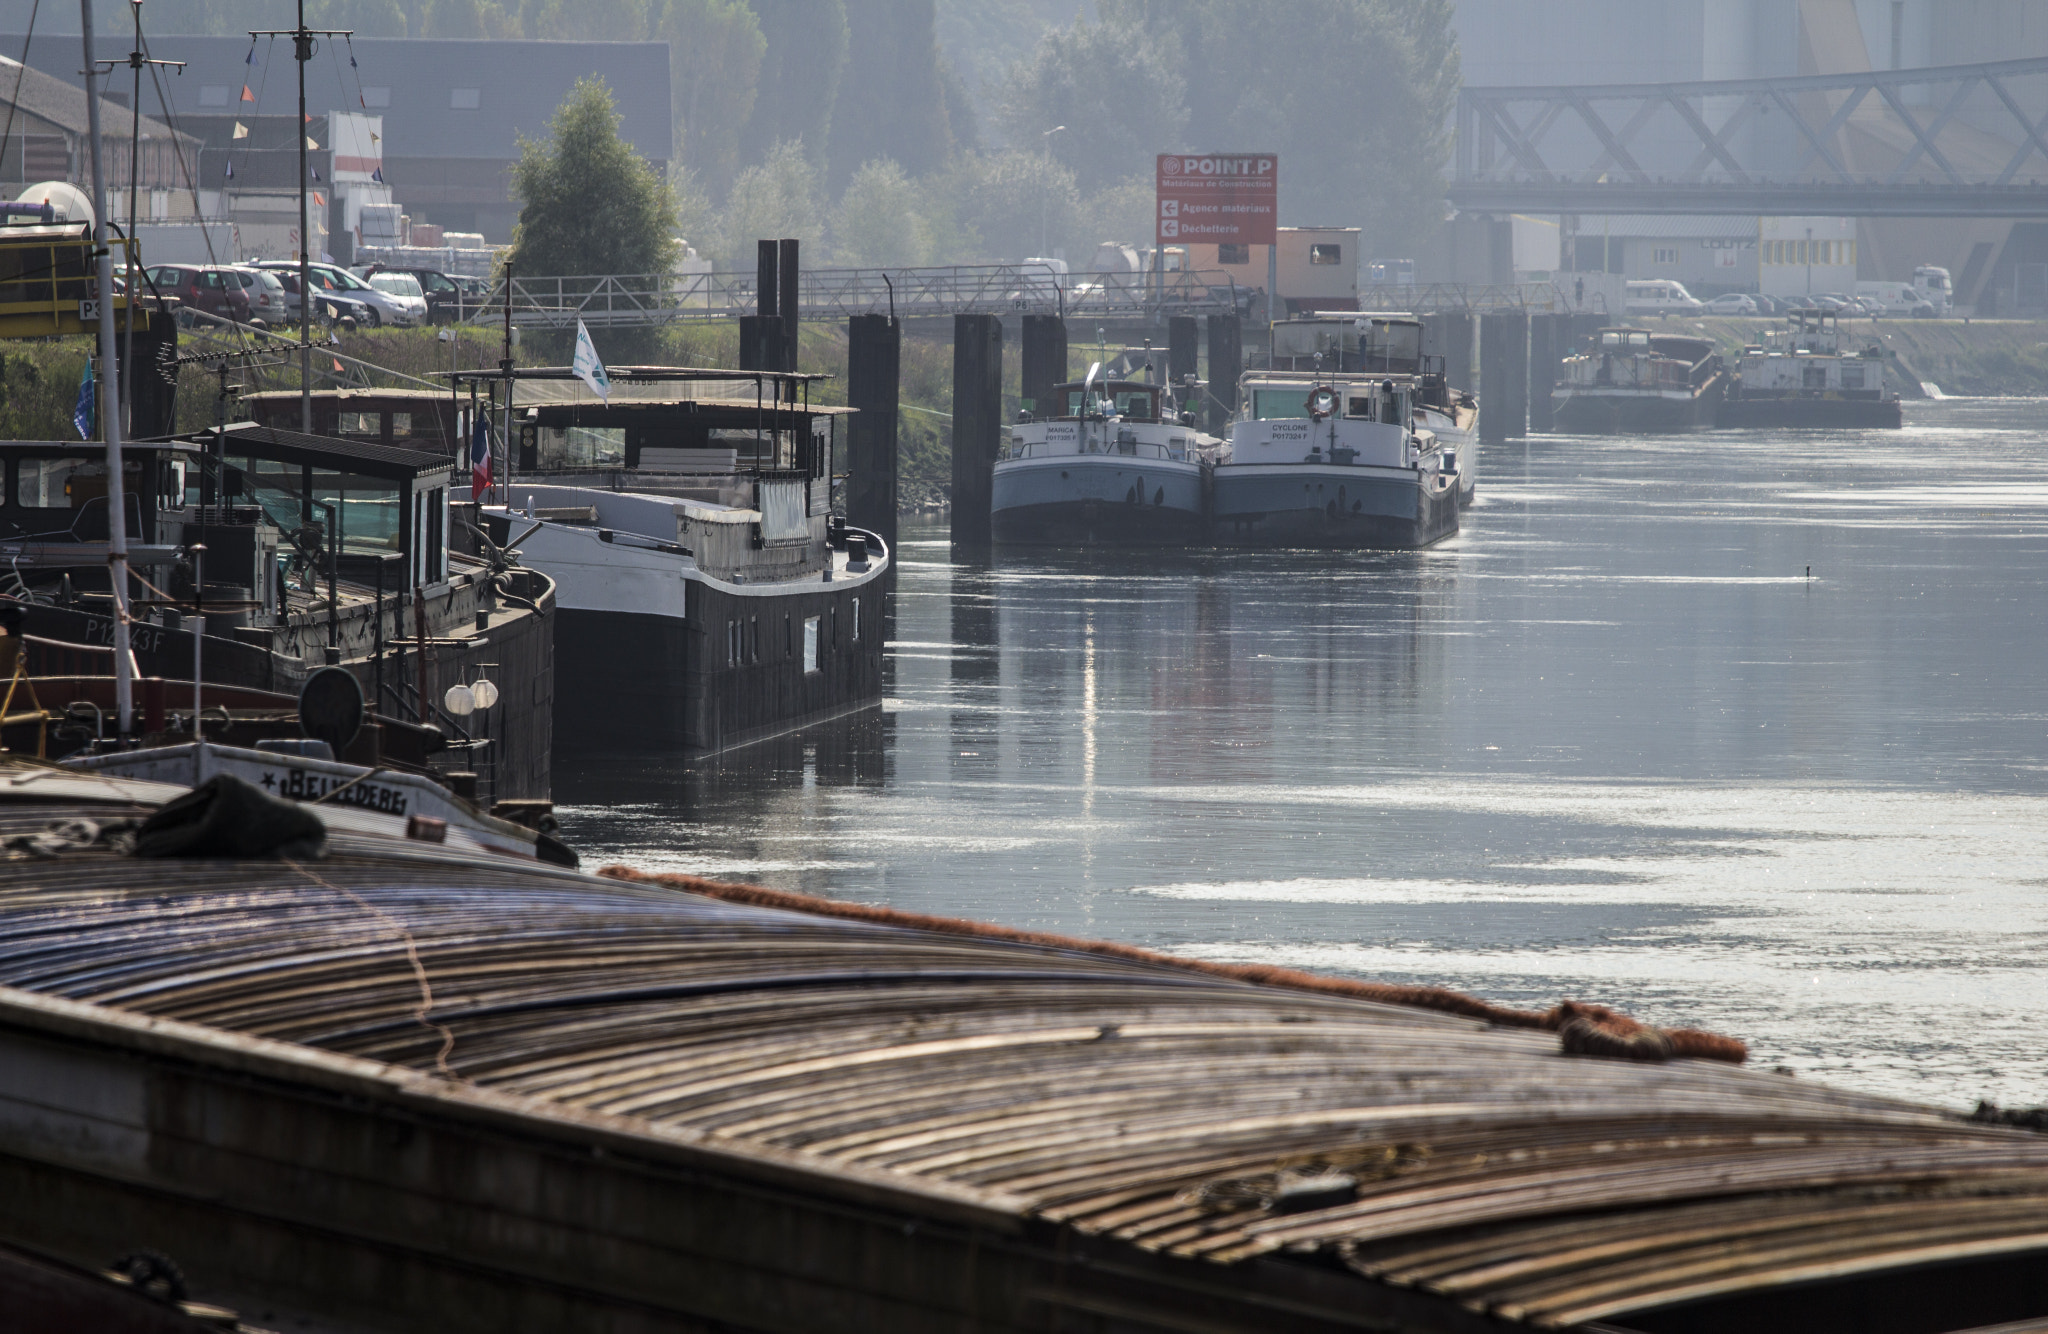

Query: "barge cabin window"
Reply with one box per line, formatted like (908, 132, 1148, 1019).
(803, 616, 819, 673)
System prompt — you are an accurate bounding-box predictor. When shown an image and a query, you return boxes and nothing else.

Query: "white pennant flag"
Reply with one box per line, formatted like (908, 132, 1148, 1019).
(232, 121, 249, 139)
(572, 319, 610, 401)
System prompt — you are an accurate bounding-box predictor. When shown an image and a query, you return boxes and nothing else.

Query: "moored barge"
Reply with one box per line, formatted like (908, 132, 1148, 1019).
(1553, 327, 1726, 433)
(1721, 308, 1904, 429)
(5, 764, 2048, 1333)
(466, 367, 887, 757)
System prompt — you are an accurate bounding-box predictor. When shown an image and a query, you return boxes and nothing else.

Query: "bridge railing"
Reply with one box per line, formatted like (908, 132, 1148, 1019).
(455, 264, 1250, 329)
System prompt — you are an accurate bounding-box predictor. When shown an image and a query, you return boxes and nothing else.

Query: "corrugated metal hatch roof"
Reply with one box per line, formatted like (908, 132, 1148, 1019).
(3, 766, 2045, 1331)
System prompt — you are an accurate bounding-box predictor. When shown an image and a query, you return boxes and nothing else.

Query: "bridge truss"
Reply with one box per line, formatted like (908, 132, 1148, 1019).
(1452, 56, 2048, 216)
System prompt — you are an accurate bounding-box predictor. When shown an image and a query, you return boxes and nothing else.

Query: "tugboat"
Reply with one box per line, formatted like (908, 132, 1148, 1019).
(994, 363, 1226, 545)
(1552, 327, 1725, 433)
(470, 366, 888, 758)
(1212, 315, 1460, 549)
(1720, 309, 1903, 429)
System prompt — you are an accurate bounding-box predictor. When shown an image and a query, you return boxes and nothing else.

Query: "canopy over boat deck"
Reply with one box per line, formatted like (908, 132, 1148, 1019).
(1, 765, 2044, 1333)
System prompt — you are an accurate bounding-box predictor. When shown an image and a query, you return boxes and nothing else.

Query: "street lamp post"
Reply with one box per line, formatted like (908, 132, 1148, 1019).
(1039, 125, 1065, 257)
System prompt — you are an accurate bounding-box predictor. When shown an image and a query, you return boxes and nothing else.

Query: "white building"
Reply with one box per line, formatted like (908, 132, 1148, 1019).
(1758, 217, 1858, 299)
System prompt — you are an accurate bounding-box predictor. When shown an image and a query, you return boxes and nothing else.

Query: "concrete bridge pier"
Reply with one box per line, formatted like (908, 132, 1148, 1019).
(846, 313, 900, 552)
(951, 313, 1004, 550)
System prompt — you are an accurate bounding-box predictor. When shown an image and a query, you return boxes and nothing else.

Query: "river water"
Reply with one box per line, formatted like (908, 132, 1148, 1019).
(556, 397, 2048, 1113)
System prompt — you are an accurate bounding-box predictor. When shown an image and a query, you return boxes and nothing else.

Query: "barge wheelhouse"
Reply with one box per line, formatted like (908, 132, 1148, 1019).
(466, 367, 887, 759)
(0, 425, 556, 803)
(994, 368, 1223, 546)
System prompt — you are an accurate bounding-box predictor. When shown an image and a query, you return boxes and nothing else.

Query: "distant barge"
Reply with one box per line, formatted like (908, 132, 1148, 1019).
(1553, 328, 1726, 433)
(5, 763, 2048, 1333)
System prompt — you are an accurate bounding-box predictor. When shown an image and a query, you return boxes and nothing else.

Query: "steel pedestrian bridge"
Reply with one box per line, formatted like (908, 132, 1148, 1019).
(454, 264, 1251, 331)
(1453, 56, 2048, 216)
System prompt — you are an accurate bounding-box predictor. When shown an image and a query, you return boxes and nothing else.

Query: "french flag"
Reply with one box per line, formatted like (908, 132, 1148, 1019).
(471, 413, 492, 500)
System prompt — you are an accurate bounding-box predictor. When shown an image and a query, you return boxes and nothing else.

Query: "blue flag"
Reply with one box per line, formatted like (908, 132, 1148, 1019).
(72, 361, 94, 441)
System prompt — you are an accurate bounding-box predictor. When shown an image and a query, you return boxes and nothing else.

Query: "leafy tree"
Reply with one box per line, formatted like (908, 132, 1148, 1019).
(656, 0, 767, 196)
(1153, 0, 1459, 256)
(828, 0, 954, 192)
(509, 76, 680, 278)
(833, 159, 933, 267)
(993, 10, 1188, 195)
(931, 150, 1078, 261)
(735, 0, 848, 174)
(307, 0, 411, 37)
(715, 139, 823, 266)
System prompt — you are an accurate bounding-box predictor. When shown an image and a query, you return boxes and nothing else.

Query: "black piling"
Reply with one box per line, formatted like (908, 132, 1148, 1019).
(1204, 313, 1242, 434)
(756, 239, 777, 322)
(1425, 312, 1474, 392)
(1020, 315, 1067, 419)
(1479, 311, 1529, 442)
(1168, 316, 1199, 406)
(950, 313, 1003, 550)
(1527, 313, 1558, 433)
(738, 315, 782, 372)
(121, 308, 179, 440)
(845, 313, 900, 552)
(778, 238, 800, 373)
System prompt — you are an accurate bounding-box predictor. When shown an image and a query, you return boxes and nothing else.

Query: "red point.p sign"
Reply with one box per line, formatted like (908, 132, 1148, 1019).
(1155, 154, 1277, 247)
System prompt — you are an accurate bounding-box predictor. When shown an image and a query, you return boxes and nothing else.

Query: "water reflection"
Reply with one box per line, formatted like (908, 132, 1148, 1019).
(558, 402, 2048, 1110)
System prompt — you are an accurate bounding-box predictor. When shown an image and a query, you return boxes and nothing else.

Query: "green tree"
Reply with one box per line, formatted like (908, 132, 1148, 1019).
(715, 139, 823, 266)
(833, 159, 934, 267)
(930, 150, 1077, 262)
(993, 10, 1187, 195)
(735, 0, 848, 174)
(1154, 0, 1460, 257)
(656, 0, 767, 197)
(509, 76, 680, 277)
(828, 0, 954, 192)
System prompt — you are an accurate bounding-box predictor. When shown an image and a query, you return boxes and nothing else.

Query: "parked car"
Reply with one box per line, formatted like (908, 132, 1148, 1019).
(145, 263, 252, 324)
(1701, 293, 1758, 316)
(225, 265, 290, 326)
(363, 269, 430, 325)
(252, 260, 407, 327)
(1748, 293, 1784, 316)
(259, 267, 372, 327)
(363, 264, 468, 322)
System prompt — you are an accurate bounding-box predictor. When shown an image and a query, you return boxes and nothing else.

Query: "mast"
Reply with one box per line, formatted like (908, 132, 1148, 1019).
(81, 0, 134, 737)
(297, 0, 310, 432)
(112, 1, 181, 437)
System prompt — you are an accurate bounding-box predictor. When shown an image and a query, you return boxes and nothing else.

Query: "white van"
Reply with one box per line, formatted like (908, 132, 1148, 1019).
(1855, 281, 1938, 318)
(1624, 279, 1704, 317)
